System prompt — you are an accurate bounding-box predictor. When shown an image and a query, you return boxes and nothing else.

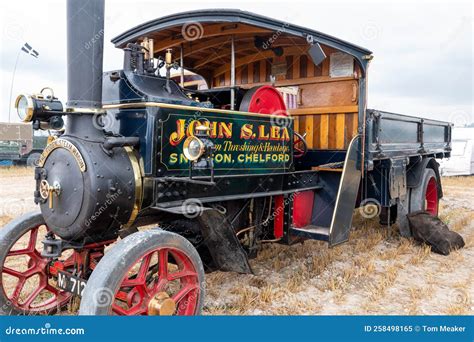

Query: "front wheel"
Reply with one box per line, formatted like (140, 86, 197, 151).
(0, 212, 72, 315)
(79, 229, 205, 315)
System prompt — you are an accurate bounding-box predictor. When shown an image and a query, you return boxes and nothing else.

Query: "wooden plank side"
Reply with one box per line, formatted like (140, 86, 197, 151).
(335, 113, 345, 149)
(253, 61, 260, 83)
(247, 63, 253, 85)
(260, 60, 266, 83)
(293, 56, 300, 80)
(289, 105, 358, 115)
(344, 113, 354, 148)
(307, 57, 314, 76)
(320, 114, 329, 148)
(241, 65, 248, 84)
(305, 115, 314, 149)
(298, 115, 306, 137)
(352, 113, 359, 138)
(293, 116, 299, 133)
(328, 114, 337, 149)
(313, 115, 321, 149)
(286, 56, 293, 80)
(236, 66, 242, 85)
(299, 55, 307, 78)
(265, 59, 272, 82)
(225, 70, 231, 86)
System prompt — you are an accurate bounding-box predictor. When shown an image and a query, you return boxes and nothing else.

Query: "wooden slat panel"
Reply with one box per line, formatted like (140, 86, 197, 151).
(299, 55, 307, 78)
(307, 57, 314, 77)
(328, 114, 337, 148)
(225, 70, 230, 86)
(293, 56, 300, 80)
(247, 63, 253, 85)
(313, 115, 321, 149)
(236, 66, 242, 85)
(320, 114, 329, 148)
(344, 113, 354, 148)
(265, 59, 272, 82)
(289, 105, 358, 115)
(336, 113, 345, 149)
(352, 112, 359, 137)
(314, 63, 322, 77)
(259, 60, 266, 83)
(293, 116, 299, 133)
(286, 56, 293, 79)
(305, 115, 314, 149)
(241, 65, 248, 84)
(253, 61, 260, 83)
(299, 80, 359, 107)
(321, 56, 330, 76)
(298, 116, 306, 137)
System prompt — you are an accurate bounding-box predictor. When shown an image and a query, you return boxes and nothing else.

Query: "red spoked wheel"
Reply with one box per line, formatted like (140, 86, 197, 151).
(113, 247, 200, 315)
(0, 212, 108, 315)
(293, 132, 308, 159)
(79, 229, 205, 316)
(0, 212, 72, 314)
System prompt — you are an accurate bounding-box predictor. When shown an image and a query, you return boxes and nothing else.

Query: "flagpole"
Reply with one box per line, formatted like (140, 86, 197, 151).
(8, 49, 23, 123)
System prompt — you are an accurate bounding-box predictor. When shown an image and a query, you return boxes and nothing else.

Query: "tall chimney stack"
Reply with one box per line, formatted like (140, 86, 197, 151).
(66, 0, 105, 110)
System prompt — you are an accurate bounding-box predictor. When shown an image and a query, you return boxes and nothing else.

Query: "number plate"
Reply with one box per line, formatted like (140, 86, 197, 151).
(57, 271, 87, 297)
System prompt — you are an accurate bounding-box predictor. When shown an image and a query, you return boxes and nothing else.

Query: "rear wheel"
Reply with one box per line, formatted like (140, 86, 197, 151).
(79, 229, 205, 315)
(409, 168, 439, 216)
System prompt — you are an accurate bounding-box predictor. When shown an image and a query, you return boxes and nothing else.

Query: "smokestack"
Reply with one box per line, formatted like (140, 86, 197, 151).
(66, 0, 105, 110)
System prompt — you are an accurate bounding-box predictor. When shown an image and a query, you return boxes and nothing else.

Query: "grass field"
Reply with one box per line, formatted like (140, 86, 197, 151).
(0, 167, 472, 315)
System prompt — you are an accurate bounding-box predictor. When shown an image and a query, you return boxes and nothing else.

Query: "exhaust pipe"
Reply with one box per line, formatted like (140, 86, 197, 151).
(66, 0, 105, 138)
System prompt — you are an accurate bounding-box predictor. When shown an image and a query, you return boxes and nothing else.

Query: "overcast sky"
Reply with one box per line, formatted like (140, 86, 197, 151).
(0, 0, 472, 125)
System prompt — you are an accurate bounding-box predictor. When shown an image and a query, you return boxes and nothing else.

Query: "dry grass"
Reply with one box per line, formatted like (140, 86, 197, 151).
(0, 167, 473, 315)
(0, 166, 33, 177)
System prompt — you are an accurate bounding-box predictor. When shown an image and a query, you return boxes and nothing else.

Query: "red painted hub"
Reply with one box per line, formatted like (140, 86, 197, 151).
(1, 225, 71, 313)
(425, 176, 438, 216)
(112, 247, 200, 315)
(240, 85, 287, 115)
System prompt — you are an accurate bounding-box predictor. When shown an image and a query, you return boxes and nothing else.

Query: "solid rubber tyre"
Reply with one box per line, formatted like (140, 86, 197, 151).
(79, 229, 205, 315)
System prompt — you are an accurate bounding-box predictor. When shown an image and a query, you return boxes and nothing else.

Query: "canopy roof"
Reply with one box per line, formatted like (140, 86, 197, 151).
(112, 9, 372, 77)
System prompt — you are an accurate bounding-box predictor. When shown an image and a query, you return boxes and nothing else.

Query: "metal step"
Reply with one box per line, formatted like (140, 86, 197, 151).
(289, 225, 329, 241)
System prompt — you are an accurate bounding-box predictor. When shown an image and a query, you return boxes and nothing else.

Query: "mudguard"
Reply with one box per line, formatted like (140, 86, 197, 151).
(197, 209, 252, 274)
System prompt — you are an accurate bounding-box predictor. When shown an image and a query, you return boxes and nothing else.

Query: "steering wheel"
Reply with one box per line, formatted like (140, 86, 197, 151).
(293, 132, 308, 158)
